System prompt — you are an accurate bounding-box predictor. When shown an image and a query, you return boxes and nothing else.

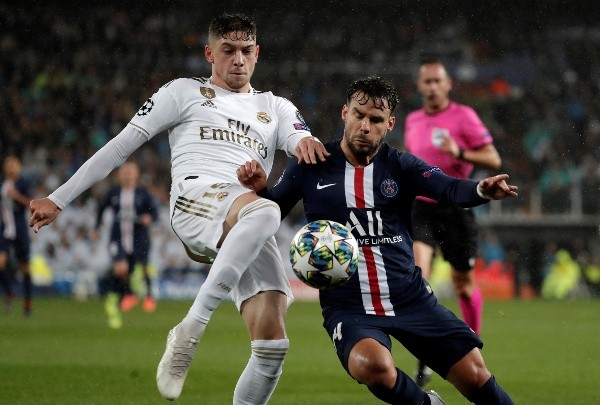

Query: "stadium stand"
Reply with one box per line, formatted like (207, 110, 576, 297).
(2, 1, 599, 297)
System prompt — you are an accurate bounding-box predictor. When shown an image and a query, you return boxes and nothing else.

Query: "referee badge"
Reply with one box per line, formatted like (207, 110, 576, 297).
(381, 179, 398, 198)
(257, 112, 272, 123)
(200, 87, 216, 99)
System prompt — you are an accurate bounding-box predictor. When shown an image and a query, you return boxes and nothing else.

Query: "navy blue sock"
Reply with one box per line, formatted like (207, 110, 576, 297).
(0, 270, 12, 295)
(22, 272, 32, 300)
(368, 368, 428, 404)
(144, 272, 152, 298)
(468, 375, 514, 405)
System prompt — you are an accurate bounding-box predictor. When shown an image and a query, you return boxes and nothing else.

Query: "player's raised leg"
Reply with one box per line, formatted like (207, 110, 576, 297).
(157, 191, 282, 400)
(348, 338, 440, 404)
(446, 348, 513, 405)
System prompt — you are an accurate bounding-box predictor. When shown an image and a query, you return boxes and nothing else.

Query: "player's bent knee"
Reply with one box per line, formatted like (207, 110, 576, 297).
(238, 199, 281, 236)
(348, 343, 396, 387)
(448, 349, 491, 390)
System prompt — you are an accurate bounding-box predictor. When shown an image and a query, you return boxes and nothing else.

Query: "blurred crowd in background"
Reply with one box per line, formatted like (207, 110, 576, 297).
(1, 1, 600, 298)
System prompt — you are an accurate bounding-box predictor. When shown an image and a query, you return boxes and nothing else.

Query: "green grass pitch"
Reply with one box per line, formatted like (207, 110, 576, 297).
(1, 297, 599, 404)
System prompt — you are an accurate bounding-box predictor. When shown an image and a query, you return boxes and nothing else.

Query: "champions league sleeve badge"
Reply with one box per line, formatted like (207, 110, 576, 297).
(136, 98, 154, 116)
(293, 110, 311, 131)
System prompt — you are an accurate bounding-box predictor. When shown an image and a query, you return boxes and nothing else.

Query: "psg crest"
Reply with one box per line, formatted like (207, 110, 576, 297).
(381, 179, 398, 197)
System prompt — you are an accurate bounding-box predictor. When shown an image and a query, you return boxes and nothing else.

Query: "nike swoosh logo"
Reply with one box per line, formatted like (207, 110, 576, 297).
(316, 182, 336, 190)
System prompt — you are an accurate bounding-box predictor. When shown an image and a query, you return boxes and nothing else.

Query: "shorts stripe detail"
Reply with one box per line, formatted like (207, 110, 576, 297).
(175, 197, 217, 214)
(175, 196, 216, 220)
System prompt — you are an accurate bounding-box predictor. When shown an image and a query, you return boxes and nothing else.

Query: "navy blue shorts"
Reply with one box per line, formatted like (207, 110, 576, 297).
(322, 293, 483, 379)
(411, 200, 477, 271)
(109, 240, 149, 269)
(0, 234, 30, 262)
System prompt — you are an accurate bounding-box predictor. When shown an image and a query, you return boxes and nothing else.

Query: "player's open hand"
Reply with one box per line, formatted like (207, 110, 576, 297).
(237, 160, 268, 192)
(29, 198, 61, 233)
(294, 136, 330, 164)
(477, 174, 518, 200)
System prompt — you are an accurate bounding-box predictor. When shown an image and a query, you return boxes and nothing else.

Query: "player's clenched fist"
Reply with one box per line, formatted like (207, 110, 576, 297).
(237, 160, 267, 192)
(29, 198, 61, 233)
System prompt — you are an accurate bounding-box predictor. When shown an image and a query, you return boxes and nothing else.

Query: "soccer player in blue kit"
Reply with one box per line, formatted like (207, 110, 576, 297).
(0, 155, 33, 315)
(93, 161, 159, 328)
(237, 76, 517, 404)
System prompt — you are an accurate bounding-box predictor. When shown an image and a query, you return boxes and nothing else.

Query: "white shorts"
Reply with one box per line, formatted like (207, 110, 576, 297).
(170, 180, 293, 309)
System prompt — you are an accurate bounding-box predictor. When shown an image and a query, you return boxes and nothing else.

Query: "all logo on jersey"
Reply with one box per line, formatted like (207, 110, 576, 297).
(380, 179, 398, 197)
(200, 87, 216, 99)
(257, 112, 272, 123)
(136, 98, 154, 116)
(293, 110, 311, 131)
(201, 100, 217, 109)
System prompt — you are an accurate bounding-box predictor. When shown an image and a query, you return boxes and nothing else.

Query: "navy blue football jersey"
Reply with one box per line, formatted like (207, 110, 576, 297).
(0, 177, 33, 241)
(95, 186, 158, 246)
(266, 140, 487, 316)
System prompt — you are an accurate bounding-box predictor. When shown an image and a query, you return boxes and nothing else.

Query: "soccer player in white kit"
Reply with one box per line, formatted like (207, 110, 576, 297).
(29, 13, 329, 403)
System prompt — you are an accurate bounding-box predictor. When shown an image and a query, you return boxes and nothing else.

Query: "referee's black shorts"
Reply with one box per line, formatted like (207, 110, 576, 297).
(411, 200, 478, 271)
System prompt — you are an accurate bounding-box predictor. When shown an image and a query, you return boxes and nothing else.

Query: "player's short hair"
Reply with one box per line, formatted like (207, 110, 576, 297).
(419, 56, 444, 67)
(347, 76, 399, 113)
(208, 13, 257, 42)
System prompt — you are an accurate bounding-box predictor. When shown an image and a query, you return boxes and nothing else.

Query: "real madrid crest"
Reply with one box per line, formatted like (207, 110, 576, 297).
(257, 112, 272, 124)
(200, 87, 216, 99)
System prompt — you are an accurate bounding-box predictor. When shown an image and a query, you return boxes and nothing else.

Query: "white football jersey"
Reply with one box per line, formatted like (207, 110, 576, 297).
(128, 77, 312, 184)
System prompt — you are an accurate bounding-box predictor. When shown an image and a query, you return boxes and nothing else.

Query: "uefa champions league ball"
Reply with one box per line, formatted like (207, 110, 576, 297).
(289, 219, 359, 290)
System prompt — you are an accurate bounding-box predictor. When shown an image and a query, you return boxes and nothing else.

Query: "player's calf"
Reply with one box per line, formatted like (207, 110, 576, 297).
(233, 338, 289, 405)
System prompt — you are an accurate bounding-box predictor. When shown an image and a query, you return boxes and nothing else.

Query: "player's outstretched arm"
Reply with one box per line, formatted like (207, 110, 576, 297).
(29, 198, 61, 233)
(294, 137, 330, 164)
(477, 174, 518, 200)
(237, 160, 268, 192)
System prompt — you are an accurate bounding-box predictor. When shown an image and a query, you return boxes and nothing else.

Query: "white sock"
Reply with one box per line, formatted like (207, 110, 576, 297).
(179, 315, 207, 340)
(233, 339, 289, 405)
(187, 199, 281, 324)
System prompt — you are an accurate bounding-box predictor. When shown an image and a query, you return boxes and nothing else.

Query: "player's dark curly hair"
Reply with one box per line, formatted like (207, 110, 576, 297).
(347, 76, 399, 113)
(209, 13, 257, 41)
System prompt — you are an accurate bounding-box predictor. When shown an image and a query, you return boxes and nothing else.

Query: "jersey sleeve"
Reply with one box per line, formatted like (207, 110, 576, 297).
(397, 151, 487, 207)
(128, 81, 182, 139)
(260, 157, 305, 218)
(48, 127, 148, 209)
(273, 97, 312, 156)
(461, 106, 493, 149)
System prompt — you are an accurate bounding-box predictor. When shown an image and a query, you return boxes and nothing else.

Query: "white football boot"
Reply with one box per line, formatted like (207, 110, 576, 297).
(156, 324, 198, 400)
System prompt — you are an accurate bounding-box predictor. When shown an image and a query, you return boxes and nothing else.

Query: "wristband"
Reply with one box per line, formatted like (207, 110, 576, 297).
(457, 148, 465, 160)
